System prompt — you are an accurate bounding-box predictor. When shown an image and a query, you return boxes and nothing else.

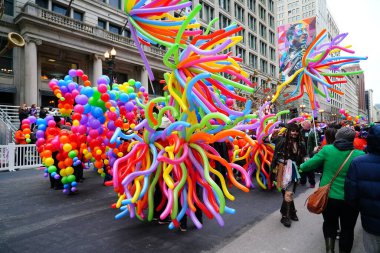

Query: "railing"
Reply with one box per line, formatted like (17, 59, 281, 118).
(0, 143, 42, 172)
(0, 119, 14, 144)
(21, 3, 168, 55)
(0, 105, 20, 129)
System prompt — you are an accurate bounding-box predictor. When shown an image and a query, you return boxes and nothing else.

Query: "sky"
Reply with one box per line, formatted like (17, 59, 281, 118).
(326, 0, 380, 105)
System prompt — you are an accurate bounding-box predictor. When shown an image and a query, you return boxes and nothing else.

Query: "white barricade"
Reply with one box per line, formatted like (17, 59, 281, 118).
(0, 143, 42, 172)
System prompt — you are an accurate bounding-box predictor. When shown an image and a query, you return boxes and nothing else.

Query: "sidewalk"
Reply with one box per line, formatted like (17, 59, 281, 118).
(216, 187, 365, 253)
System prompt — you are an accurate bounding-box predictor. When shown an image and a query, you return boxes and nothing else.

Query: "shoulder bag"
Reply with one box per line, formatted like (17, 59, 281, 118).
(306, 149, 355, 214)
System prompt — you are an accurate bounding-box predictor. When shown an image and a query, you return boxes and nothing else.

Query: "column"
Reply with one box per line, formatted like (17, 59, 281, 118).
(24, 38, 39, 106)
(93, 55, 103, 85)
(140, 66, 149, 92)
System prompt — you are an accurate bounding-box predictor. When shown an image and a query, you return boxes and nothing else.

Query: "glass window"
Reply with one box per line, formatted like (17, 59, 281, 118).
(269, 15, 275, 29)
(73, 10, 84, 21)
(219, 14, 230, 29)
(41, 60, 78, 80)
(5, 0, 14, 16)
(98, 19, 106, 29)
(269, 47, 275, 61)
(234, 4, 244, 23)
(219, 0, 230, 12)
(259, 40, 267, 56)
(248, 0, 256, 12)
(248, 15, 256, 31)
(0, 36, 13, 75)
(259, 23, 266, 39)
(124, 29, 131, 38)
(109, 23, 121, 34)
(35, 0, 48, 9)
(259, 5, 266, 21)
(269, 31, 275, 45)
(109, 0, 121, 9)
(237, 29, 245, 44)
(236, 46, 246, 64)
(200, 1, 214, 23)
(249, 53, 258, 68)
(52, 3, 67, 16)
(248, 33, 257, 50)
(260, 58, 268, 73)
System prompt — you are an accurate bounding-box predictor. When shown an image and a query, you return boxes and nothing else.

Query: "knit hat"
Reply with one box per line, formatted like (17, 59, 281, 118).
(335, 127, 356, 142)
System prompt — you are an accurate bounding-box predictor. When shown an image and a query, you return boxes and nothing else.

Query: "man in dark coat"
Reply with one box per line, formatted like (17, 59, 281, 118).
(345, 124, 380, 253)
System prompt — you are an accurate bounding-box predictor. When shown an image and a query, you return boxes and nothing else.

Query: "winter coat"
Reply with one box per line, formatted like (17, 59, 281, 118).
(345, 125, 380, 235)
(300, 145, 364, 200)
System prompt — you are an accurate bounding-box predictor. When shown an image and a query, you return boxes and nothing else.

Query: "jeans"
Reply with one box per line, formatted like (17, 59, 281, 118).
(322, 198, 359, 252)
(363, 229, 380, 253)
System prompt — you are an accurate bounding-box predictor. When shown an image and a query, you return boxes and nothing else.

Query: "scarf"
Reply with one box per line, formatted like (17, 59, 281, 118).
(333, 139, 354, 151)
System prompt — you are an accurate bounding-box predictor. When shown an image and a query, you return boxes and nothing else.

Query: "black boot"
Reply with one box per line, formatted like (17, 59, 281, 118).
(280, 201, 291, 228)
(325, 237, 335, 253)
(290, 201, 299, 221)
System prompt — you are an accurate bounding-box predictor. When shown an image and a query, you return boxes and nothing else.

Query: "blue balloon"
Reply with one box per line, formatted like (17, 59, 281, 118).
(83, 104, 91, 114)
(119, 93, 130, 103)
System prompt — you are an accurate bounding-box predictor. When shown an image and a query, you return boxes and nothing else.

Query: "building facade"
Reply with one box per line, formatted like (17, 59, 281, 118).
(0, 0, 278, 108)
(365, 89, 374, 122)
(374, 104, 380, 123)
(276, 0, 342, 121)
(343, 64, 366, 119)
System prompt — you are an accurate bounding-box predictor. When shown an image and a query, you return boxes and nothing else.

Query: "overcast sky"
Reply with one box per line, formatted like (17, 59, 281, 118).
(326, 0, 380, 104)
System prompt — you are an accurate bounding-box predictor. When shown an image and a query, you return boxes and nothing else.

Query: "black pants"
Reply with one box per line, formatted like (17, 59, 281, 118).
(300, 171, 316, 185)
(322, 198, 359, 252)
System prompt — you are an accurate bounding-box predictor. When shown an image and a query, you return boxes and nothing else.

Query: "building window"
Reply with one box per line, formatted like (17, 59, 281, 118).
(0, 37, 13, 75)
(259, 0, 266, 6)
(248, 33, 257, 50)
(269, 47, 275, 61)
(124, 29, 131, 38)
(41, 60, 78, 80)
(258, 5, 266, 21)
(260, 58, 268, 73)
(73, 10, 84, 21)
(259, 40, 267, 56)
(4, 0, 14, 16)
(109, 0, 122, 9)
(249, 53, 258, 69)
(236, 46, 246, 64)
(109, 23, 121, 34)
(248, 0, 256, 12)
(269, 31, 275, 45)
(269, 15, 275, 29)
(36, 0, 48, 9)
(52, 3, 67, 16)
(234, 4, 244, 23)
(270, 64, 276, 76)
(237, 29, 245, 44)
(248, 15, 256, 31)
(219, 14, 230, 29)
(199, 1, 214, 23)
(259, 23, 266, 39)
(98, 19, 106, 29)
(219, 0, 230, 12)
(268, 0, 274, 12)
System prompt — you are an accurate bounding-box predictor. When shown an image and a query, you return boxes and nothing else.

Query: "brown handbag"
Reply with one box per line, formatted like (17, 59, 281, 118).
(306, 150, 355, 214)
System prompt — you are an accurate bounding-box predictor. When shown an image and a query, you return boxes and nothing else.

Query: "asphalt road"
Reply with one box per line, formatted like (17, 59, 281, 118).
(0, 169, 363, 253)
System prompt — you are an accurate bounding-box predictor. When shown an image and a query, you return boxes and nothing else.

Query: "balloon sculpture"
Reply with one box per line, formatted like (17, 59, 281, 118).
(272, 30, 367, 113)
(31, 0, 367, 231)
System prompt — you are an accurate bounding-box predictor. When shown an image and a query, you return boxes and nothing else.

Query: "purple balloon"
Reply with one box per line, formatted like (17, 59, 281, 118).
(125, 102, 134, 112)
(68, 69, 77, 77)
(36, 130, 44, 138)
(75, 95, 88, 105)
(97, 76, 109, 85)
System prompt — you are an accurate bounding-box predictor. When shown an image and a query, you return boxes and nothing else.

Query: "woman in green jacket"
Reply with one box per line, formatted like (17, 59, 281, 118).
(300, 127, 364, 253)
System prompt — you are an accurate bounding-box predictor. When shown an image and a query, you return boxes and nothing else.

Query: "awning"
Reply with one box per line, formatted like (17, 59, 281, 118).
(39, 89, 54, 96)
(0, 86, 17, 93)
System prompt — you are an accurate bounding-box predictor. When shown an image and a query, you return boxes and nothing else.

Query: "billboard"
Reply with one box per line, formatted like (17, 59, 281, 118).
(278, 17, 316, 81)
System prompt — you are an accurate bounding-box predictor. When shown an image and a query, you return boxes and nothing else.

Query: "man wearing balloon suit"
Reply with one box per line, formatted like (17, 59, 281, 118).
(270, 123, 306, 227)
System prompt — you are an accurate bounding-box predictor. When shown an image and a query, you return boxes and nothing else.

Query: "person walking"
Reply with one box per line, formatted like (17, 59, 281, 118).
(300, 120, 317, 188)
(300, 127, 365, 253)
(270, 123, 306, 228)
(345, 124, 380, 253)
(18, 104, 29, 129)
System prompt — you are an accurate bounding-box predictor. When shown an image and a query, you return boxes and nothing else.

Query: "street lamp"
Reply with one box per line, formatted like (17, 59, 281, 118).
(299, 104, 306, 113)
(319, 109, 325, 122)
(104, 48, 117, 83)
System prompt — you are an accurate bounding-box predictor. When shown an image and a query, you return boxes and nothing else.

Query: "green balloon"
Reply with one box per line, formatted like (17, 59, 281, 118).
(127, 86, 134, 94)
(68, 151, 77, 159)
(92, 89, 101, 100)
(61, 176, 68, 184)
(67, 174, 76, 183)
(88, 97, 96, 106)
(101, 173, 106, 178)
(128, 79, 135, 86)
(48, 166, 57, 173)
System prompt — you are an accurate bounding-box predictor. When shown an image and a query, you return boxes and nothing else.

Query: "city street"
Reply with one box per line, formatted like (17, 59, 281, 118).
(0, 169, 364, 253)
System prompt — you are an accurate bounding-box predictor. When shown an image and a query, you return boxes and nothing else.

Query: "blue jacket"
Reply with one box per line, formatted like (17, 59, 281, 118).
(345, 125, 380, 235)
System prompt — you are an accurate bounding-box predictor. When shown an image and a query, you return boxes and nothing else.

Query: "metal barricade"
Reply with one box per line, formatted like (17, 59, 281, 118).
(0, 143, 42, 172)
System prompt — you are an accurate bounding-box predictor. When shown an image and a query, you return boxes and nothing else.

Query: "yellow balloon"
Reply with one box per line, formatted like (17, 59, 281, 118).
(45, 157, 54, 167)
(63, 143, 72, 152)
(60, 169, 67, 177)
(66, 166, 74, 175)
